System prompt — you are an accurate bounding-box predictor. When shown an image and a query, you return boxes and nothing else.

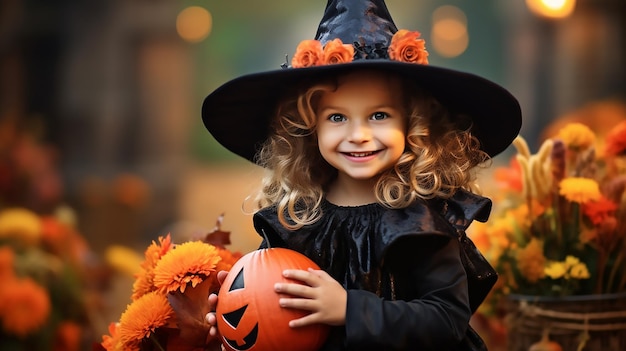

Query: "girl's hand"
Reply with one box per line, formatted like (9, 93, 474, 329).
(206, 270, 230, 340)
(275, 268, 347, 327)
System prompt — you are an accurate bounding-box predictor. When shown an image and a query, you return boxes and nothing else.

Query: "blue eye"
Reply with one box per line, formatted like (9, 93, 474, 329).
(328, 114, 346, 122)
(371, 112, 388, 120)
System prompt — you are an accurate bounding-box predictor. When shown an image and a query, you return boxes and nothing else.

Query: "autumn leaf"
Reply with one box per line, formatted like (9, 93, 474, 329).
(166, 278, 212, 347)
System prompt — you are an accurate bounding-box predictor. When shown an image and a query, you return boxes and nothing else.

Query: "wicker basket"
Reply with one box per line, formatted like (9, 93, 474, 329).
(504, 292, 626, 351)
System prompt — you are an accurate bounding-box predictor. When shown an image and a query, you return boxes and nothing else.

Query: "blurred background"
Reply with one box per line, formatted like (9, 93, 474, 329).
(1, 0, 625, 348)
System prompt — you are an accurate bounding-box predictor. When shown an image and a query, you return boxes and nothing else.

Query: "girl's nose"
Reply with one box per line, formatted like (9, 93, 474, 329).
(347, 121, 372, 143)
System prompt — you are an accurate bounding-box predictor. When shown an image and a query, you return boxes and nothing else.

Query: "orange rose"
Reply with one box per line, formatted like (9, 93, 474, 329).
(388, 29, 429, 64)
(322, 38, 354, 65)
(291, 40, 323, 68)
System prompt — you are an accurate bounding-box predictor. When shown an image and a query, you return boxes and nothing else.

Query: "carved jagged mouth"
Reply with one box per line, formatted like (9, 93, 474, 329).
(223, 323, 258, 351)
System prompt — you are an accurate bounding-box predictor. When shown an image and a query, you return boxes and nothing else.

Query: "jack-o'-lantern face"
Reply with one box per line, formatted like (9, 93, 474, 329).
(219, 269, 258, 350)
(215, 248, 329, 351)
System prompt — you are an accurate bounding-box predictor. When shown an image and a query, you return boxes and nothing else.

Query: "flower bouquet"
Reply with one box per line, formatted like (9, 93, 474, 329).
(470, 121, 626, 350)
(0, 207, 92, 351)
(97, 215, 241, 351)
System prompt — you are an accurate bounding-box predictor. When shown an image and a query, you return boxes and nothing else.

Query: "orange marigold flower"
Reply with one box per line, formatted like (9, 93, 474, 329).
(516, 238, 546, 283)
(101, 322, 121, 351)
(292, 39, 323, 68)
(40, 216, 86, 262)
(388, 29, 429, 65)
(494, 157, 523, 193)
(142, 234, 174, 272)
(0, 277, 51, 337)
(557, 122, 596, 150)
(206, 248, 241, 293)
(153, 241, 221, 294)
(559, 177, 601, 203)
(604, 121, 626, 156)
(582, 196, 618, 225)
(132, 234, 174, 300)
(132, 273, 154, 301)
(118, 291, 174, 350)
(322, 38, 354, 65)
(112, 173, 150, 208)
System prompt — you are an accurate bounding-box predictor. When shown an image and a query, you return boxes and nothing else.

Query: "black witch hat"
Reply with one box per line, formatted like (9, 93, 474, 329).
(202, 0, 522, 161)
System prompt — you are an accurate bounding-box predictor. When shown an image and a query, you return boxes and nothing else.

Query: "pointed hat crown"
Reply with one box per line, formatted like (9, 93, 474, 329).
(315, 0, 398, 47)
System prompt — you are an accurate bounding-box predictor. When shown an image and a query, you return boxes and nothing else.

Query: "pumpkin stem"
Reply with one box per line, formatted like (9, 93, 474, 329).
(261, 229, 272, 248)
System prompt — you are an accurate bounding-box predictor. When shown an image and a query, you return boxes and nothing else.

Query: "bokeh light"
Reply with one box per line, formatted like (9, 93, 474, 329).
(176, 6, 212, 43)
(526, 0, 576, 19)
(430, 5, 469, 58)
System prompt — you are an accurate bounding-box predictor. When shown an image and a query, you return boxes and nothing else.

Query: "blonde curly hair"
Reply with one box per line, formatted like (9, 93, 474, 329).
(252, 70, 489, 229)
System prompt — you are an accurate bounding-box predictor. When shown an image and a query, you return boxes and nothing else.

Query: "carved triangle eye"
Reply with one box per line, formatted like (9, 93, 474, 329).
(229, 267, 245, 291)
(222, 304, 247, 328)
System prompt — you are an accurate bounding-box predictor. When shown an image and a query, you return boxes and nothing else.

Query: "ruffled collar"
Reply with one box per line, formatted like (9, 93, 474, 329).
(252, 189, 491, 288)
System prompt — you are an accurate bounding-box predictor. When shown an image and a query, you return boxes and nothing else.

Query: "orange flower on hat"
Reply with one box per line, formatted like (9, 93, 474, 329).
(292, 39, 324, 68)
(323, 38, 354, 65)
(388, 29, 429, 65)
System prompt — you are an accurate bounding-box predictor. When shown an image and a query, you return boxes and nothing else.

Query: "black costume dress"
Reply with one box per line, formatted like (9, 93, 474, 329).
(253, 190, 496, 351)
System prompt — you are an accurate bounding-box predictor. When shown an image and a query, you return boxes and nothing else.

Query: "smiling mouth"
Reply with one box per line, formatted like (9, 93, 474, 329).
(343, 151, 380, 157)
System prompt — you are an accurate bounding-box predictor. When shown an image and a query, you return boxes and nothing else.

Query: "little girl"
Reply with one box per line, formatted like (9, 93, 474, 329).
(202, 0, 522, 350)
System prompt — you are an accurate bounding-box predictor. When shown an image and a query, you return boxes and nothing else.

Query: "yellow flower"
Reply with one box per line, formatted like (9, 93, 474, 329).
(570, 262, 590, 279)
(105, 245, 143, 277)
(118, 291, 174, 351)
(558, 177, 601, 203)
(557, 122, 596, 150)
(516, 238, 546, 283)
(564, 255, 581, 267)
(0, 208, 42, 245)
(544, 261, 566, 279)
(152, 241, 221, 294)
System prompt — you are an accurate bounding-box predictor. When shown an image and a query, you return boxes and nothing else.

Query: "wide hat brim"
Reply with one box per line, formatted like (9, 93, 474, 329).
(202, 60, 522, 161)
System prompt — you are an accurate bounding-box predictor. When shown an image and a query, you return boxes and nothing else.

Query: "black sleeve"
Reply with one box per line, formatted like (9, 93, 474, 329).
(344, 237, 471, 350)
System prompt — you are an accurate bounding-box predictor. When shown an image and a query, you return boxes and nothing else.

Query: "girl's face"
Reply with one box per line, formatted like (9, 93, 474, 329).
(315, 71, 406, 183)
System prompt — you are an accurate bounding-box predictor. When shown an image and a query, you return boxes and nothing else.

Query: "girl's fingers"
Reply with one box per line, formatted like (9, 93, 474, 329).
(279, 297, 317, 311)
(288, 313, 320, 328)
(282, 269, 321, 286)
(274, 281, 315, 298)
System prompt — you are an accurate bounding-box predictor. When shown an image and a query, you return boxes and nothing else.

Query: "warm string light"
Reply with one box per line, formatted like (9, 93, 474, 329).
(526, 0, 576, 19)
(430, 5, 468, 58)
(177, 6, 212, 43)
